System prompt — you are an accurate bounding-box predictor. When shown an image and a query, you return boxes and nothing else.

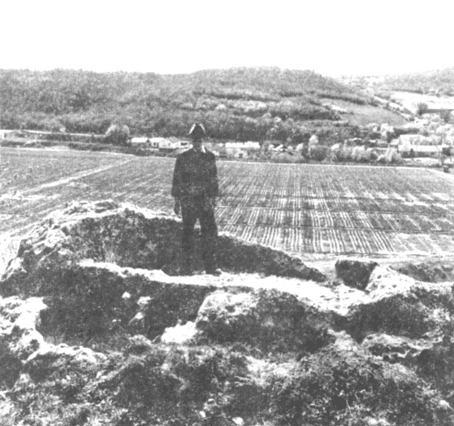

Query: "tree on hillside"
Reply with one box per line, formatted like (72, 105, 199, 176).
(416, 102, 428, 116)
(104, 124, 130, 145)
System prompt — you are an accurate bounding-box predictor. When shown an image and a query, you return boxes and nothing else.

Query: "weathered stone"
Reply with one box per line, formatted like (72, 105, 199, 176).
(335, 259, 378, 290)
(3, 200, 454, 424)
(24, 343, 106, 382)
(362, 333, 432, 363)
(415, 336, 454, 404)
(393, 260, 454, 283)
(340, 266, 454, 341)
(37, 261, 219, 342)
(272, 331, 450, 426)
(125, 335, 155, 355)
(194, 288, 335, 353)
(217, 235, 326, 282)
(0, 295, 105, 387)
(0, 296, 47, 386)
(1, 201, 326, 298)
(161, 321, 197, 344)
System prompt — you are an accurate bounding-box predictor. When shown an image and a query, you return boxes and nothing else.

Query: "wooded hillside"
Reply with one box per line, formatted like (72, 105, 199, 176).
(0, 67, 374, 143)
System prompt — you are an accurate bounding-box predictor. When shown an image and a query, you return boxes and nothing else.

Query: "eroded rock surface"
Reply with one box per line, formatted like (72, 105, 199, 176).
(194, 288, 334, 353)
(393, 259, 454, 283)
(1, 201, 454, 425)
(1, 201, 325, 296)
(335, 258, 378, 290)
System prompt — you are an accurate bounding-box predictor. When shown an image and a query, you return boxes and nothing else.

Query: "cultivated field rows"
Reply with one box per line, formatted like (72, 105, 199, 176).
(1, 148, 454, 261)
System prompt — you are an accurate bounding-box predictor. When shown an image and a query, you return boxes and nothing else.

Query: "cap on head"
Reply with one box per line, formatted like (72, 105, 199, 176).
(188, 123, 206, 138)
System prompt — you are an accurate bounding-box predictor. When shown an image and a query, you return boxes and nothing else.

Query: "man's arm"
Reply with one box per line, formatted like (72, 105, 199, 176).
(208, 154, 219, 198)
(206, 155, 219, 210)
(172, 156, 182, 215)
(171, 156, 182, 198)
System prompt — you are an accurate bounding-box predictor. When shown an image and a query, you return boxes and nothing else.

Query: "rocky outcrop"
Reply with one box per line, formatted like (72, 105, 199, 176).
(340, 265, 454, 340)
(1, 201, 454, 425)
(0, 201, 325, 298)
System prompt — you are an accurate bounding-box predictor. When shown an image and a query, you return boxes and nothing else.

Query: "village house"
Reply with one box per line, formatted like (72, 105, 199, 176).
(392, 134, 446, 155)
(0, 129, 16, 139)
(225, 141, 260, 159)
(130, 137, 191, 151)
(130, 137, 151, 147)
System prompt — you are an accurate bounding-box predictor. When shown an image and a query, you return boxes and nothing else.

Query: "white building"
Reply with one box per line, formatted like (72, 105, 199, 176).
(149, 137, 165, 149)
(244, 141, 260, 150)
(0, 129, 16, 139)
(393, 135, 445, 155)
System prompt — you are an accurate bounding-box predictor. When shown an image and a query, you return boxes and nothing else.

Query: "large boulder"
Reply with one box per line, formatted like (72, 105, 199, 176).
(36, 261, 219, 342)
(24, 343, 106, 382)
(335, 259, 378, 290)
(0, 296, 46, 386)
(340, 266, 454, 341)
(0, 295, 105, 388)
(194, 288, 335, 353)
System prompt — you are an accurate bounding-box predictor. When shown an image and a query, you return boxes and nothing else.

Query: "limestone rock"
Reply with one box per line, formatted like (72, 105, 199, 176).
(2, 200, 454, 424)
(194, 288, 335, 353)
(36, 261, 218, 341)
(125, 335, 155, 355)
(393, 260, 454, 283)
(161, 321, 197, 345)
(415, 336, 454, 403)
(0, 296, 47, 386)
(217, 235, 326, 282)
(0, 294, 104, 387)
(341, 266, 454, 340)
(272, 332, 449, 426)
(335, 259, 378, 290)
(362, 333, 432, 363)
(1, 200, 326, 298)
(24, 343, 106, 382)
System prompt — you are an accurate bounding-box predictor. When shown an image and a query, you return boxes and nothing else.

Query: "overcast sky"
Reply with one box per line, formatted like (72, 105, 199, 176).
(1, 0, 453, 77)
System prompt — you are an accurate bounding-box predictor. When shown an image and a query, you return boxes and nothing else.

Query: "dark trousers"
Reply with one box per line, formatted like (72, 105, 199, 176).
(181, 196, 218, 271)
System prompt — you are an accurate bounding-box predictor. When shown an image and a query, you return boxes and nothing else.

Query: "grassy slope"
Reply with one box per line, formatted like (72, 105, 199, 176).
(320, 98, 407, 126)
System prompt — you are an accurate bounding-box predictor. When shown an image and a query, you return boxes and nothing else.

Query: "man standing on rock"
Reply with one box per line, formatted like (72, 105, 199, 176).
(171, 123, 221, 276)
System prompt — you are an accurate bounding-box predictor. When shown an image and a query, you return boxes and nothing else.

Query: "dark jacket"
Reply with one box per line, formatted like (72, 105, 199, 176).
(171, 148, 219, 198)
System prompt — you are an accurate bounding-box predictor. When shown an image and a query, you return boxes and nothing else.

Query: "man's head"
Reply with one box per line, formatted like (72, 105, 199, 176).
(188, 123, 206, 151)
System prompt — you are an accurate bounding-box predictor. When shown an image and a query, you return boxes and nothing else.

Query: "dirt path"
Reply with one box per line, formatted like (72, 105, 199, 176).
(23, 159, 133, 195)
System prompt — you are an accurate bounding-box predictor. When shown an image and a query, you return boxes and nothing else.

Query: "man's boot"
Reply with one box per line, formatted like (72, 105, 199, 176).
(181, 254, 194, 276)
(204, 253, 222, 276)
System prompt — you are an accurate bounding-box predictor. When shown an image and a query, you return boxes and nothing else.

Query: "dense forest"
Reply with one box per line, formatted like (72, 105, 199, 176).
(0, 67, 375, 143)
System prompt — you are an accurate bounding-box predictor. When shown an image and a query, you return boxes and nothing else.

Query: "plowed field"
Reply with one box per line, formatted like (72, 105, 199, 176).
(1, 147, 454, 265)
